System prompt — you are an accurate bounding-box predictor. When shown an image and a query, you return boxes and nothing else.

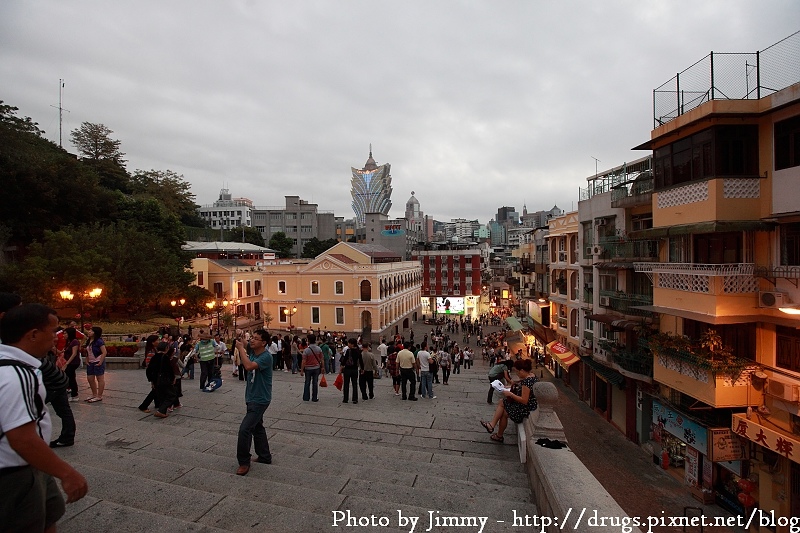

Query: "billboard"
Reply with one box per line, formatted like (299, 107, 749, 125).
(436, 297, 465, 315)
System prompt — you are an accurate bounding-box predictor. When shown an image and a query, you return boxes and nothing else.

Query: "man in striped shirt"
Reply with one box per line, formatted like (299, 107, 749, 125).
(0, 303, 88, 531)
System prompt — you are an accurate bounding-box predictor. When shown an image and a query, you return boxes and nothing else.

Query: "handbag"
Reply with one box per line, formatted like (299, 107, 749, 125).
(333, 372, 343, 391)
(319, 374, 328, 388)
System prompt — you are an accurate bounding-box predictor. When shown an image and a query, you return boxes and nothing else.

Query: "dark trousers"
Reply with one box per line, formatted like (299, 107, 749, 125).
(441, 366, 450, 384)
(359, 371, 374, 400)
(400, 368, 417, 400)
(199, 360, 214, 388)
(172, 378, 182, 407)
(49, 389, 75, 443)
(487, 384, 496, 404)
(342, 369, 358, 402)
(139, 385, 156, 410)
(303, 367, 320, 401)
(64, 365, 79, 398)
(155, 378, 176, 414)
(238, 364, 246, 380)
(237, 402, 271, 465)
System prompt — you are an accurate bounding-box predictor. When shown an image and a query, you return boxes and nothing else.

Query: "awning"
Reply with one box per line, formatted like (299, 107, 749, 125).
(581, 356, 626, 386)
(630, 220, 776, 240)
(527, 317, 557, 346)
(546, 341, 579, 369)
(505, 317, 525, 332)
(732, 413, 800, 465)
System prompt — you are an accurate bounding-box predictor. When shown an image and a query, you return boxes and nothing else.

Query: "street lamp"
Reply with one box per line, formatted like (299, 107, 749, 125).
(59, 287, 102, 331)
(170, 298, 186, 330)
(283, 305, 297, 331)
(206, 299, 230, 335)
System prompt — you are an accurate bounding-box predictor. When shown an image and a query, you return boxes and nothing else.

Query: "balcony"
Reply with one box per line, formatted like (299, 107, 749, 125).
(598, 237, 659, 261)
(644, 334, 755, 408)
(611, 175, 654, 209)
(598, 290, 653, 317)
(634, 263, 757, 294)
(597, 339, 654, 381)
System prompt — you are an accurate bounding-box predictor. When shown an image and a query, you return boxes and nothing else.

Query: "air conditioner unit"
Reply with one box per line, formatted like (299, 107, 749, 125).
(759, 291, 787, 309)
(585, 246, 594, 256)
(767, 378, 800, 403)
(255, 261, 264, 266)
(592, 245, 604, 255)
(595, 219, 607, 226)
(581, 339, 592, 349)
(599, 296, 611, 307)
(558, 251, 568, 262)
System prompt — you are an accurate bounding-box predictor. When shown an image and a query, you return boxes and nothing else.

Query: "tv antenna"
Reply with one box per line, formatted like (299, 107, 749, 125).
(49, 79, 70, 148)
(590, 156, 600, 179)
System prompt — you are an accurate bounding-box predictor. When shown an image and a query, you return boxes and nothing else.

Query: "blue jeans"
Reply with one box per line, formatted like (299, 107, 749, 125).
(181, 361, 194, 379)
(420, 371, 433, 398)
(291, 354, 300, 373)
(237, 402, 271, 465)
(303, 367, 320, 401)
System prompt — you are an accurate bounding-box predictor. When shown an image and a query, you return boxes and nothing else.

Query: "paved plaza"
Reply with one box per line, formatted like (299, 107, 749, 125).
(46, 323, 740, 532)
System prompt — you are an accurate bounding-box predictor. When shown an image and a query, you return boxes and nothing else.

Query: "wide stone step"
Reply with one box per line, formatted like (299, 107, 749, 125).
(59, 496, 230, 533)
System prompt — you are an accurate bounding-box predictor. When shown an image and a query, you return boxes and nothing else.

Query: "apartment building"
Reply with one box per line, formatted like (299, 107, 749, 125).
(251, 196, 336, 258)
(630, 34, 800, 517)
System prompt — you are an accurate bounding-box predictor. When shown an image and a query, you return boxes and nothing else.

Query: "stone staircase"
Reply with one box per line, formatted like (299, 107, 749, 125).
(51, 366, 536, 533)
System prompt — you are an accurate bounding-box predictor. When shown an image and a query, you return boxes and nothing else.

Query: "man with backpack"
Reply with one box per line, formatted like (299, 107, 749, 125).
(339, 338, 363, 404)
(0, 303, 89, 531)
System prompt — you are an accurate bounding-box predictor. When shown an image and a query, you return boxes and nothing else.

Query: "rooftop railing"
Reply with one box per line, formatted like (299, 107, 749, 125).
(653, 31, 800, 128)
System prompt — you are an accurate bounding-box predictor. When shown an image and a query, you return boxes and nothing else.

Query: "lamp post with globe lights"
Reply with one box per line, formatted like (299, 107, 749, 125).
(170, 298, 186, 331)
(283, 305, 298, 332)
(59, 287, 102, 332)
(205, 298, 230, 336)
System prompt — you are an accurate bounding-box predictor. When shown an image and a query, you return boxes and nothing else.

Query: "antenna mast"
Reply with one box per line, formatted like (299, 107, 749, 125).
(50, 79, 69, 148)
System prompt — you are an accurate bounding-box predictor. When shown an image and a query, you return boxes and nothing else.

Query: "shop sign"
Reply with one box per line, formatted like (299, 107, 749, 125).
(685, 446, 699, 487)
(652, 400, 709, 455)
(702, 455, 713, 487)
(731, 413, 800, 465)
(709, 428, 747, 462)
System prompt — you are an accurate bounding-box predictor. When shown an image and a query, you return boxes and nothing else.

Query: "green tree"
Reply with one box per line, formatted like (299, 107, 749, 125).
(70, 122, 125, 164)
(268, 232, 294, 258)
(302, 237, 339, 258)
(131, 169, 204, 226)
(239, 226, 267, 246)
(0, 101, 44, 136)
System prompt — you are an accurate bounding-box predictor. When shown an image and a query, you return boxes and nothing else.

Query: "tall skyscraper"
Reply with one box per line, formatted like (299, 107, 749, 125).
(351, 146, 392, 227)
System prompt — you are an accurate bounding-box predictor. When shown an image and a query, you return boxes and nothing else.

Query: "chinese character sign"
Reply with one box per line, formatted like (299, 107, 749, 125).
(731, 413, 800, 464)
(652, 400, 709, 455)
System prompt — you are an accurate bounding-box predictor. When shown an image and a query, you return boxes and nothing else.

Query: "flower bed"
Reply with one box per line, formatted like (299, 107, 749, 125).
(103, 342, 139, 357)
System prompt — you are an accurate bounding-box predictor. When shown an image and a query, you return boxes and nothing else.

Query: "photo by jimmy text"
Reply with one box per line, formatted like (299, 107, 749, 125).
(332, 510, 490, 533)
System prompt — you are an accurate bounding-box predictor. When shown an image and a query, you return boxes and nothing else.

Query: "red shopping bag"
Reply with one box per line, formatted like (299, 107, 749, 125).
(334, 373, 343, 391)
(319, 374, 328, 388)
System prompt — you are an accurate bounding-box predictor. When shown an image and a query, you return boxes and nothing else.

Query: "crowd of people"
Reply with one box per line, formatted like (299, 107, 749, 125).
(0, 296, 541, 529)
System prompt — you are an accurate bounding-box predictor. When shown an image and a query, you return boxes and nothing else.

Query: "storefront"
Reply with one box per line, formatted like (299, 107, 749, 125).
(732, 413, 800, 522)
(652, 401, 715, 503)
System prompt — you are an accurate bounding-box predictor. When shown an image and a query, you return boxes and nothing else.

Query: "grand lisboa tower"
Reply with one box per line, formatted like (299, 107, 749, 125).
(351, 145, 392, 227)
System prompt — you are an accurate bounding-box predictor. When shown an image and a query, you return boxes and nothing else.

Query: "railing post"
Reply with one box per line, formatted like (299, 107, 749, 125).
(756, 50, 761, 99)
(676, 73, 681, 116)
(710, 51, 715, 100)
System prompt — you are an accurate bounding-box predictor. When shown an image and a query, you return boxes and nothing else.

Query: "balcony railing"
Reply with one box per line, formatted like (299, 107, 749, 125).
(598, 290, 653, 317)
(597, 339, 654, 379)
(599, 237, 659, 261)
(634, 263, 758, 294)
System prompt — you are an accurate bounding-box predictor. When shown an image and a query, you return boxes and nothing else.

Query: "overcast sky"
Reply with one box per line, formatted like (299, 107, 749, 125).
(2, 1, 797, 224)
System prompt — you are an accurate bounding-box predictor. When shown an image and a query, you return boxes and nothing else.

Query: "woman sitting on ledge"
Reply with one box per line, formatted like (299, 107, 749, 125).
(480, 358, 538, 443)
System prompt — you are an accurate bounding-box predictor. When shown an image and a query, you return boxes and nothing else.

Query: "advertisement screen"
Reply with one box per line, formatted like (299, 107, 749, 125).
(436, 297, 465, 315)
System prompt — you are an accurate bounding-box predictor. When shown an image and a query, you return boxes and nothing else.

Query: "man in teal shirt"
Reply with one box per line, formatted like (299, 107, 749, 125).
(233, 329, 272, 475)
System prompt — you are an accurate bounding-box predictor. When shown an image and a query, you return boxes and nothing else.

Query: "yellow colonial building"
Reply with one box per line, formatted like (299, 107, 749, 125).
(261, 242, 422, 338)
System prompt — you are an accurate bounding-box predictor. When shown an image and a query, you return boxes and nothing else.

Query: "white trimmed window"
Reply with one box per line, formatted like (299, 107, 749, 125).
(335, 307, 345, 325)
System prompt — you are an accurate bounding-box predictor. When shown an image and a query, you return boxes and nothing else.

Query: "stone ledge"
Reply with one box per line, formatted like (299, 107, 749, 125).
(521, 382, 642, 533)
(104, 357, 142, 370)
